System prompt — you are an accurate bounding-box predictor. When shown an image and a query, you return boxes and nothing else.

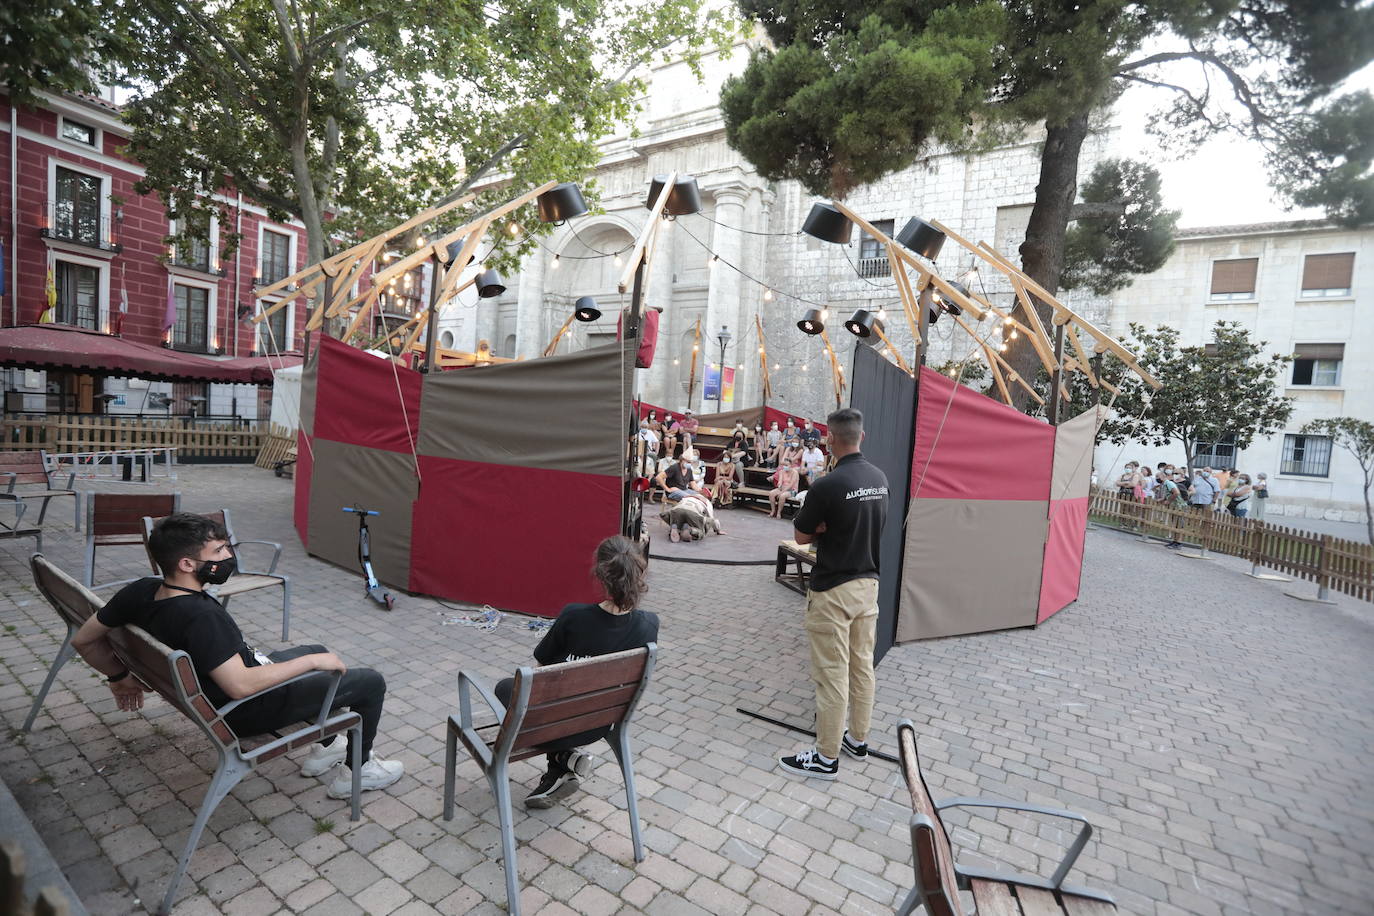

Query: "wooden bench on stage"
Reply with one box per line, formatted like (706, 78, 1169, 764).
(896, 719, 1116, 916)
(776, 539, 815, 594)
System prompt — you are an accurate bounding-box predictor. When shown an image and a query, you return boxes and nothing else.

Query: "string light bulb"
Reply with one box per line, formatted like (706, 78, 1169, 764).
(821, 308, 830, 321)
(1010, 329, 1018, 339)
(551, 254, 560, 270)
(415, 236, 427, 249)
(692, 344, 699, 352)
(763, 288, 773, 301)
(508, 222, 520, 236)
(802, 363, 809, 371)
(614, 254, 623, 267)
(708, 255, 718, 270)
(757, 346, 764, 355)
(877, 308, 888, 321)
(772, 363, 780, 371)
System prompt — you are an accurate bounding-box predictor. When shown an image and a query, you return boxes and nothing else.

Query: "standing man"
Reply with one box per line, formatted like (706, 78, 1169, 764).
(779, 408, 889, 780)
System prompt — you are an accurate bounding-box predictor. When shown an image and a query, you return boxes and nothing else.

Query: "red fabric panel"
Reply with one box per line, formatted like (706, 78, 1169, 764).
(637, 402, 669, 420)
(615, 309, 661, 368)
(294, 431, 313, 544)
(1038, 497, 1089, 622)
(763, 406, 827, 434)
(409, 458, 621, 617)
(910, 366, 1053, 501)
(311, 336, 423, 453)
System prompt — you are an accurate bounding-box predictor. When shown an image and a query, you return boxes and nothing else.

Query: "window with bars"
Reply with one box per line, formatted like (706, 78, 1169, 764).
(1281, 433, 1332, 477)
(1209, 258, 1258, 301)
(1194, 433, 1238, 470)
(1291, 343, 1343, 386)
(1300, 253, 1354, 298)
(858, 220, 893, 271)
(54, 167, 102, 245)
(171, 219, 212, 271)
(55, 261, 100, 329)
(261, 229, 292, 284)
(173, 285, 210, 352)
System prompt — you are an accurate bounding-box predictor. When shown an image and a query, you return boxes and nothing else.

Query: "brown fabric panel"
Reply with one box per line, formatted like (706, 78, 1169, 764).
(1302, 252, 1354, 290)
(1209, 258, 1257, 294)
(692, 406, 764, 430)
(418, 341, 630, 475)
(1293, 343, 1344, 360)
(298, 347, 318, 436)
(306, 439, 417, 588)
(896, 499, 1047, 642)
(1052, 406, 1100, 500)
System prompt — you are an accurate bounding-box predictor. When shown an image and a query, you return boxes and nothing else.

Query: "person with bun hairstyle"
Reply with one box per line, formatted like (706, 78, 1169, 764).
(496, 536, 659, 808)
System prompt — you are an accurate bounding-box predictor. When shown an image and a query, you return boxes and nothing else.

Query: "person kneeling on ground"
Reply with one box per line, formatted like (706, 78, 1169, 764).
(660, 491, 724, 541)
(497, 536, 659, 808)
(72, 513, 403, 799)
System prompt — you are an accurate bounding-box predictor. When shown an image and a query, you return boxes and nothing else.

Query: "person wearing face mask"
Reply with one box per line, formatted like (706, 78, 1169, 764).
(72, 513, 402, 798)
(1226, 473, 1253, 517)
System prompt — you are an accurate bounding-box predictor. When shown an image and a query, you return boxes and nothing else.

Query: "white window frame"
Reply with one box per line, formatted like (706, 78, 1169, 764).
(1206, 256, 1259, 303)
(168, 215, 221, 273)
(46, 157, 112, 247)
(52, 251, 111, 333)
(256, 300, 294, 353)
(257, 223, 298, 287)
(170, 275, 219, 353)
(1297, 252, 1355, 300)
(1290, 357, 1342, 387)
(57, 115, 101, 150)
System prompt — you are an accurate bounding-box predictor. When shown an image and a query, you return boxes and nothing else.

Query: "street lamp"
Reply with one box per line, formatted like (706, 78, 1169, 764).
(714, 325, 732, 412)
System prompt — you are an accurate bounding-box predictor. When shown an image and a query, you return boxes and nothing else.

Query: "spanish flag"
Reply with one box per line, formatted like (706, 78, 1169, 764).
(37, 252, 56, 323)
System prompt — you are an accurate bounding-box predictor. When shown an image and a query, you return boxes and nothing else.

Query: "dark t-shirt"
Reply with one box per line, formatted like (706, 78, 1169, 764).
(97, 577, 259, 708)
(792, 452, 889, 591)
(534, 603, 660, 666)
(661, 463, 693, 491)
(801, 427, 821, 446)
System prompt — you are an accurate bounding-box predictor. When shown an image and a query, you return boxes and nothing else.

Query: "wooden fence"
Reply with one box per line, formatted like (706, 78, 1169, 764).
(1, 414, 266, 462)
(255, 424, 298, 469)
(1089, 487, 1372, 603)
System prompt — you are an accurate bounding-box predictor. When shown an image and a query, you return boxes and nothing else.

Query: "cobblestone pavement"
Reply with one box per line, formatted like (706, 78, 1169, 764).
(1, 465, 1372, 915)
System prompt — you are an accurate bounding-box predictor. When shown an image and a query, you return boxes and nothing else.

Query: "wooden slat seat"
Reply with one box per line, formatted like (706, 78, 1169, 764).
(895, 719, 1116, 916)
(775, 539, 815, 594)
(0, 450, 79, 529)
(443, 645, 657, 916)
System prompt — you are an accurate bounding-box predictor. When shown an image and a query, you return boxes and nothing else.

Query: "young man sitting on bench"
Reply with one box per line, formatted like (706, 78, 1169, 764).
(72, 513, 405, 798)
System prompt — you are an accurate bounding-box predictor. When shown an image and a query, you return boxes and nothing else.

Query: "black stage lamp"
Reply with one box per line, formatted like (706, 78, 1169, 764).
(645, 175, 702, 216)
(574, 296, 601, 322)
(844, 308, 876, 338)
(476, 269, 506, 299)
(537, 183, 588, 224)
(444, 239, 466, 266)
(801, 203, 852, 245)
(896, 217, 945, 260)
(934, 281, 969, 316)
(797, 308, 825, 335)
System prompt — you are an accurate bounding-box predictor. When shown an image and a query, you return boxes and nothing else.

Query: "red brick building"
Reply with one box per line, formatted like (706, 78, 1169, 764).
(1, 88, 310, 417)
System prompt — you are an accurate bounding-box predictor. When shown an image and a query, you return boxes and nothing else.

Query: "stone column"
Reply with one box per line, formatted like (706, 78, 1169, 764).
(705, 186, 748, 413)
(514, 243, 547, 358)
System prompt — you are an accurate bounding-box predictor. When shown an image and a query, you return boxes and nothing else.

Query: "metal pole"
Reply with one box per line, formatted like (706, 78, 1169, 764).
(422, 255, 442, 373)
(622, 259, 647, 539)
(717, 339, 727, 413)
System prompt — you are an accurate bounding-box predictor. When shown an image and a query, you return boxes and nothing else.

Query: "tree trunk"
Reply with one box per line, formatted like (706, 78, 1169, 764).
(1005, 112, 1091, 412)
(1363, 466, 1373, 545)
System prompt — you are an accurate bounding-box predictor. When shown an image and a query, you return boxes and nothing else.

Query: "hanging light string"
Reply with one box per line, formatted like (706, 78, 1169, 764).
(688, 210, 802, 238)
(839, 243, 899, 290)
(675, 220, 830, 309)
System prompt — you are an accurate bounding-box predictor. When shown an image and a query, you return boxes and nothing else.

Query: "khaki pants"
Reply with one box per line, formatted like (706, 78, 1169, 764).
(805, 577, 878, 760)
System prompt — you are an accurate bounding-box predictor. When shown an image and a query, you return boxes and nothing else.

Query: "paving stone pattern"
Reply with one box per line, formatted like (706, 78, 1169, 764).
(1, 466, 1371, 915)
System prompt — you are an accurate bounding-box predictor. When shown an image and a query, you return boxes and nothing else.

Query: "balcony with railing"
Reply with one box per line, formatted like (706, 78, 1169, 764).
(855, 257, 891, 279)
(40, 203, 122, 253)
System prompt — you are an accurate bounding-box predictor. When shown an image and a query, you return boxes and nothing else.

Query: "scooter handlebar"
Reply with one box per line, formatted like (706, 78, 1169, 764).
(341, 507, 380, 516)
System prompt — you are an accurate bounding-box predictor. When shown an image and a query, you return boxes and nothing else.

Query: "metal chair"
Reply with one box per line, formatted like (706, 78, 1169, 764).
(22, 554, 101, 732)
(82, 492, 180, 590)
(443, 645, 657, 916)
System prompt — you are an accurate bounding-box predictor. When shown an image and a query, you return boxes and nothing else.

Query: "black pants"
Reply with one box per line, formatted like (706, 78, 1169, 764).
(495, 677, 610, 775)
(225, 645, 386, 765)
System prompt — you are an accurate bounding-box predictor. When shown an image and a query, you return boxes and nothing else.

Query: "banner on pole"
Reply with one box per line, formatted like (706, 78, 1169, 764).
(704, 365, 736, 407)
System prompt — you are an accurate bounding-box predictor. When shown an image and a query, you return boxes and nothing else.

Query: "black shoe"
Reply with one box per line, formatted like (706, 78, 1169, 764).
(778, 747, 838, 780)
(1165, 541, 1181, 549)
(525, 770, 581, 809)
(841, 732, 868, 760)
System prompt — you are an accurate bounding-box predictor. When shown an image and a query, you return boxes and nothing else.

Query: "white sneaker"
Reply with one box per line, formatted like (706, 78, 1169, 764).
(327, 757, 404, 798)
(300, 736, 348, 777)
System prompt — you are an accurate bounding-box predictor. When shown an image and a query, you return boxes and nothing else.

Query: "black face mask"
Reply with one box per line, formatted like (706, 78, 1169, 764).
(196, 555, 237, 585)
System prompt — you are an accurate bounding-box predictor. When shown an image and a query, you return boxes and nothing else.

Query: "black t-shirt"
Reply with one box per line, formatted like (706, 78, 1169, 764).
(792, 452, 889, 591)
(97, 577, 259, 708)
(533, 602, 660, 666)
(660, 463, 692, 491)
(801, 427, 821, 446)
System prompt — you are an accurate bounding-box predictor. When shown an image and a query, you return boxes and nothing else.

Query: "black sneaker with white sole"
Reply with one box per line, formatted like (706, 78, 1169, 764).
(524, 770, 581, 808)
(777, 747, 838, 780)
(841, 732, 869, 760)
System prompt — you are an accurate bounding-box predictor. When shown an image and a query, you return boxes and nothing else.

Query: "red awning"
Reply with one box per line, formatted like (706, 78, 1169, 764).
(0, 324, 294, 385)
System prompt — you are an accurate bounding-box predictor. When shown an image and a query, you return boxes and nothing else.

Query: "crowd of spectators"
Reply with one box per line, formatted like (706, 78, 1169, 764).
(1110, 460, 1270, 549)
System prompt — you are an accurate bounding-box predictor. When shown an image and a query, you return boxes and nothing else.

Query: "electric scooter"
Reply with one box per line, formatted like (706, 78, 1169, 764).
(341, 506, 395, 610)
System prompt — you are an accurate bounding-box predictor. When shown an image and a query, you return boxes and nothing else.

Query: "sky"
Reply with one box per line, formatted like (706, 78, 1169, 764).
(1113, 60, 1374, 228)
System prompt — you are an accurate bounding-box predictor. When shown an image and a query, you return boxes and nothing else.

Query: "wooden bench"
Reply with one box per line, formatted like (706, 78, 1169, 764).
(0, 450, 79, 529)
(775, 539, 816, 594)
(896, 719, 1116, 916)
(27, 555, 366, 916)
(443, 645, 657, 916)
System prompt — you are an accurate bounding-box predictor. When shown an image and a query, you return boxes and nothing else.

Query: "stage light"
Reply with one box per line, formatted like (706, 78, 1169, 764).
(844, 309, 876, 338)
(537, 183, 589, 224)
(933, 281, 969, 316)
(896, 217, 945, 260)
(797, 308, 825, 335)
(444, 239, 465, 267)
(477, 269, 506, 298)
(801, 202, 853, 245)
(645, 174, 702, 216)
(573, 296, 601, 322)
